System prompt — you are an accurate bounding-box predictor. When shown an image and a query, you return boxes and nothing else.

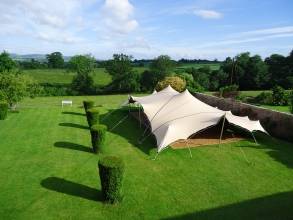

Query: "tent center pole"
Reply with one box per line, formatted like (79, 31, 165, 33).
(138, 104, 141, 128)
(185, 140, 193, 158)
(251, 132, 258, 144)
(219, 112, 227, 147)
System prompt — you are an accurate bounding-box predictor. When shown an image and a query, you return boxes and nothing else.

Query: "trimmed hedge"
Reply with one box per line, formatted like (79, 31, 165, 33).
(90, 124, 107, 153)
(86, 107, 100, 127)
(98, 156, 125, 203)
(83, 100, 94, 111)
(0, 102, 8, 120)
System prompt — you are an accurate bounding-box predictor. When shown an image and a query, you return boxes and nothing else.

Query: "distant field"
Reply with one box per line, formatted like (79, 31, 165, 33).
(176, 63, 220, 70)
(23, 67, 147, 86)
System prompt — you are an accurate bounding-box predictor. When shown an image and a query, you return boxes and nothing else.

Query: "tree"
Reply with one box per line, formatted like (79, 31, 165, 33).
(69, 55, 96, 95)
(0, 51, 17, 73)
(220, 52, 269, 90)
(105, 54, 140, 92)
(105, 54, 133, 81)
(0, 72, 39, 109)
(150, 55, 174, 83)
(68, 55, 96, 74)
(46, 52, 64, 68)
(265, 54, 287, 88)
(140, 70, 157, 91)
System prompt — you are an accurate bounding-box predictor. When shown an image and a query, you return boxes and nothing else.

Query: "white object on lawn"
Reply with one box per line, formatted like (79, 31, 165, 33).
(62, 100, 73, 107)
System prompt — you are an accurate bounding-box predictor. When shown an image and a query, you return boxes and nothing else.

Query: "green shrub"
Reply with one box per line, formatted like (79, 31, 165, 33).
(156, 76, 186, 92)
(90, 124, 107, 153)
(253, 92, 273, 105)
(86, 107, 99, 127)
(272, 86, 288, 106)
(98, 156, 125, 203)
(219, 84, 239, 98)
(83, 100, 94, 111)
(0, 102, 8, 120)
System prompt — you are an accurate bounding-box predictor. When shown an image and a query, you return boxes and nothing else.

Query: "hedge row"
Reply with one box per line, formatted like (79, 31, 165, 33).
(82, 100, 124, 204)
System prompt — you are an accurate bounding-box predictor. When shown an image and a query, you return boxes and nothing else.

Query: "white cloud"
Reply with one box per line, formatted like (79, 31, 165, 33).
(101, 0, 139, 34)
(234, 26, 293, 37)
(193, 9, 223, 19)
(0, 0, 89, 43)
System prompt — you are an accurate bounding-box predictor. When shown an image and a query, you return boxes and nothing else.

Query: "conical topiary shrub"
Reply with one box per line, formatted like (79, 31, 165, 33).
(0, 102, 8, 120)
(90, 124, 107, 153)
(98, 156, 125, 203)
(83, 100, 94, 111)
(86, 107, 99, 127)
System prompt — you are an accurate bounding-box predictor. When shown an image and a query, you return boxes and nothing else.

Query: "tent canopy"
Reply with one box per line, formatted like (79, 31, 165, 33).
(129, 86, 267, 152)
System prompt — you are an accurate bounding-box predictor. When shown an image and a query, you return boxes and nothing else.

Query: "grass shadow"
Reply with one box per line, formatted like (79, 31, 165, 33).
(62, 111, 85, 116)
(41, 177, 102, 202)
(163, 191, 293, 220)
(101, 109, 156, 155)
(59, 122, 89, 130)
(54, 141, 92, 153)
(242, 132, 293, 169)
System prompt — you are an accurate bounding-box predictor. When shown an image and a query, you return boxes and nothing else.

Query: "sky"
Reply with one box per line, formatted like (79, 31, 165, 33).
(0, 0, 293, 60)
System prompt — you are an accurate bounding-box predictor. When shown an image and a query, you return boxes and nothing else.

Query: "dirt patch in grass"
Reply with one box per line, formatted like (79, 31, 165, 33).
(170, 126, 244, 149)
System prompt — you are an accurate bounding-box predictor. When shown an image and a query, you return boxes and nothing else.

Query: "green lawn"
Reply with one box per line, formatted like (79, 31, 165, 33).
(1, 97, 293, 219)
(260, 105, 291, 113)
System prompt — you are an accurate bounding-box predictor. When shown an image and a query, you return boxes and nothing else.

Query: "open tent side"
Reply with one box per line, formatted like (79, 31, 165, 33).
(128, 86, 268, 153)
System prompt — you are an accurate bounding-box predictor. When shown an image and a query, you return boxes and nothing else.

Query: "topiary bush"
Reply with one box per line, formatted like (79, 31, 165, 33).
(86, 107, 99, 127)
(90, 124, 107, 153)
(98, 156, 125, 204)
(0, 102, 8, 120)
(156, 76, 186, 92)
(83, 100, 94, 111)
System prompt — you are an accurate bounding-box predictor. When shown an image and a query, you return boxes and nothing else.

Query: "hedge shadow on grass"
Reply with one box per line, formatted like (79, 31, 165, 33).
(62, 111, 85, 116)
(59, 122, 89, 130)
(163, 191, 293, 220)
(100, 109, 156, 155)
(41, 177, 102, 202)
(243, 132, 293, 169)
(54, 141, 92, 153)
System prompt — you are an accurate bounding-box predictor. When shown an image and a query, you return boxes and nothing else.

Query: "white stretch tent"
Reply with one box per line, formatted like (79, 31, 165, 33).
(129, 86, 267, 153)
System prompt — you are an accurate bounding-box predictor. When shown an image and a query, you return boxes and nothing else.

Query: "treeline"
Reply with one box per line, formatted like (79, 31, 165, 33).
(176, 51, 293, 91)
(3, 49, 293, 96)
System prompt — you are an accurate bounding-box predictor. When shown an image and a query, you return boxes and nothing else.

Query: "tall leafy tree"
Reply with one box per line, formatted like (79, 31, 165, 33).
(0, 51, 17, 73)
(150, 55, 174, 83)
(46, 52, 64, 68)
(105, 54, 140, 92)
(69, 55, 96, 95)
(105, 54, 133, 81)
(0, 73, 39, 108)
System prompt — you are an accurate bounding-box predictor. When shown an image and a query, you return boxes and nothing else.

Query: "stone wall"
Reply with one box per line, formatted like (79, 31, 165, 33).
(193, 92, 293, 142)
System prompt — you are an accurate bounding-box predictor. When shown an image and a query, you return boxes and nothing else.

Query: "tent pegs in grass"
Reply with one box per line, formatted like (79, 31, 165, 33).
(152, 152, 159, 160)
